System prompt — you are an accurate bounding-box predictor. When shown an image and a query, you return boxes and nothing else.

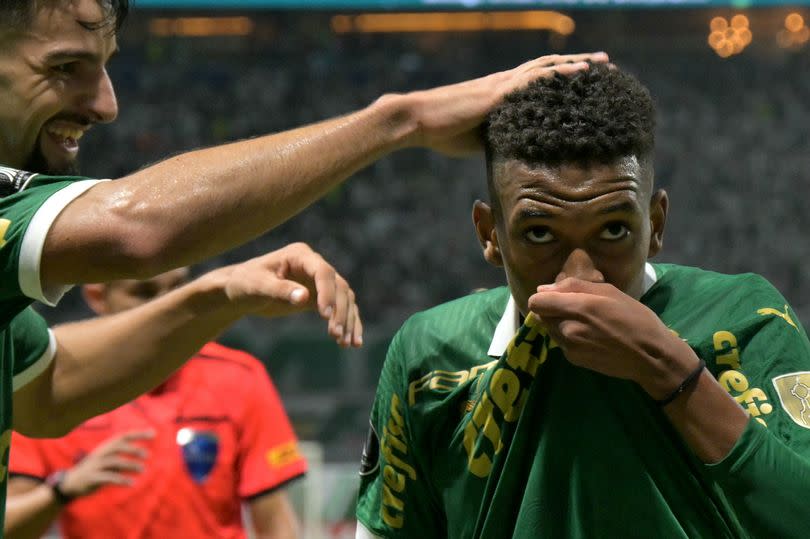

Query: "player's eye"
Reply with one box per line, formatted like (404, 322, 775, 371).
(600, 222, 629, 241)
(526, 226, 555, 244)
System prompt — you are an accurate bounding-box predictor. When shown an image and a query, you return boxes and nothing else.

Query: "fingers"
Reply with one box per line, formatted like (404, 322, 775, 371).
(532, 52, 609, 68)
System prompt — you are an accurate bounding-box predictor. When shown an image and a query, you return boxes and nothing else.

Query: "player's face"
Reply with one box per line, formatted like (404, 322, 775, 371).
(101, 267, 191, 314)
(0, 0, 119, 174)
(474, 156, 667, 314)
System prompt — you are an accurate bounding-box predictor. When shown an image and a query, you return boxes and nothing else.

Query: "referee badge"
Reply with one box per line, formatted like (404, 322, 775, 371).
(772, 372, 810, 429)
(176, 427, 220, 483)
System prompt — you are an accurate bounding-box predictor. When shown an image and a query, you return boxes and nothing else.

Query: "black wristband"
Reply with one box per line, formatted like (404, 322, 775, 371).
(656, 358, 706, 407)
(45, 471, 74, 505)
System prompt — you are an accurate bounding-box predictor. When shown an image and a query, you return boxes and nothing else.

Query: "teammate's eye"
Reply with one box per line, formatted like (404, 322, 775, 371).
(600, 222, 629, 241)
(51, 62, 78, 75)
(526, 227, 555, 244)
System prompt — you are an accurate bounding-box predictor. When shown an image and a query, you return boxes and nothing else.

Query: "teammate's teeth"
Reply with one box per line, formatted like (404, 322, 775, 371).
(48, 127, 84, 140)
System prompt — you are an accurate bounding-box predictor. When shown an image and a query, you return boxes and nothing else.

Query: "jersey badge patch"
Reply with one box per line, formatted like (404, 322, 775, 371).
(176, 427, 219, 483)
(0, 167, 37, 198)
(359, 421, 379, 476)
(772, 372, 810, 429)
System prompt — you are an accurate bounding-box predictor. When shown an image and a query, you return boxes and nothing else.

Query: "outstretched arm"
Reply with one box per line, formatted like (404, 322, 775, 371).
(40, 53, 609, 286)
(14, 242, 361, 437)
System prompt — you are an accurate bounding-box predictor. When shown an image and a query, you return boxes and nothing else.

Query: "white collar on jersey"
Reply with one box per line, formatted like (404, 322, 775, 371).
(487, 262, 659, 358)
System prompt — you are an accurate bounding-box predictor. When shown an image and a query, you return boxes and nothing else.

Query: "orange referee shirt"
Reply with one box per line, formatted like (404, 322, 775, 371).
(10, 342, 307, 539)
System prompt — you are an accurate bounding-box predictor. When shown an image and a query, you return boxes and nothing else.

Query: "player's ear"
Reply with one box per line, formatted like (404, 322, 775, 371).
(648, 188, 668, 258)
(81, 284, 110, 315)
(473, 200, 503, 267)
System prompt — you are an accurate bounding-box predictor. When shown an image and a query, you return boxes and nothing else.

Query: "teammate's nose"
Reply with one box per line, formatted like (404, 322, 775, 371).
(555, 249, 605, 284)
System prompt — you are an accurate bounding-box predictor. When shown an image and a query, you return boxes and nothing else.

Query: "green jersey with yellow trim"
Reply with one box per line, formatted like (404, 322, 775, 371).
(0, 166, 102, 532)
(356, 263, 810, 538)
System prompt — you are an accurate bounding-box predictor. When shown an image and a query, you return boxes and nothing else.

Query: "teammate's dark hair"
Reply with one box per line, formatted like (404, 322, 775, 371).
(0, 0, 129, 34)
(482, 64, 655, 217)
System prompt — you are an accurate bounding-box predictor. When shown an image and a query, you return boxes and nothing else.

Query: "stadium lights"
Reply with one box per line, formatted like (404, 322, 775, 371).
(776, 12, 809, 48)
(330, 11, 575, 34)
(149, 17, 255, 37)
(707, 14, 752, 58)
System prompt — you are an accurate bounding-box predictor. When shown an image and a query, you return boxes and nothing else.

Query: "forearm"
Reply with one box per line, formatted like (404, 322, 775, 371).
(17, 272, 239, 435)
(639, 339, 748, 463)
(41, 96, 417, 285)
(4, 483, 61, 539)
(250, 492, 301, 539)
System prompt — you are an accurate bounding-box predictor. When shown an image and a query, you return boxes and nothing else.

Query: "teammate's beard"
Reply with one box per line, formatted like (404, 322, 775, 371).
(24, 145, 80, 176)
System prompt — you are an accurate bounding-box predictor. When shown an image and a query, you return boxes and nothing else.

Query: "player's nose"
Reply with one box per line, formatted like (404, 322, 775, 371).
(555, 249, 605, 284)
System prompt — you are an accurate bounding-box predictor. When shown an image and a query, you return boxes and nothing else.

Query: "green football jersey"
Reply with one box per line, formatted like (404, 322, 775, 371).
(357, 263, 810, 538)
(0, 166, 103, 532)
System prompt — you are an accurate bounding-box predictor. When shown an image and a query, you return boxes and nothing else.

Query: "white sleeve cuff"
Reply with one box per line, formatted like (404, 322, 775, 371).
(356, 522, 384, 539)
(13, 329, 56, 392)
(18, 179, 107, 306)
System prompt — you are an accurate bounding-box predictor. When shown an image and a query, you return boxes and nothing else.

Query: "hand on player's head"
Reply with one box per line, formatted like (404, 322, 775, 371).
(215, 242, 363, 348)
(404, 52, 610, 157)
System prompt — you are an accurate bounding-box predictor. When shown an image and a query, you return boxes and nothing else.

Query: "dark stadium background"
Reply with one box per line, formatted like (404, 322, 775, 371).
(33, 3, 810, 535)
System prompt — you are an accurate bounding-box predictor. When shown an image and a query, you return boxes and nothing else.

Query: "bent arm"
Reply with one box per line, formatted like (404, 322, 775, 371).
(14, 243, 359, 436)
(42, 100, 413, 285)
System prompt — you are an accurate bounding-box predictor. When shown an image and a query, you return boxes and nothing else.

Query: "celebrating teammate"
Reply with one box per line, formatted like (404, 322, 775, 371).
(356, 64, 810, 537)
(0, 0, 608, 530)
(5, 269, 304, 539)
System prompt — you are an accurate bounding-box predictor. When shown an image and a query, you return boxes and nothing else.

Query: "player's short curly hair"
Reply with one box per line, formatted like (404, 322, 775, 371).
(483, 63, 655, 214)
(0, 0, 129, 34)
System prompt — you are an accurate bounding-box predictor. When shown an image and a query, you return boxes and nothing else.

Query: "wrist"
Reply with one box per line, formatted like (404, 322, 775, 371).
(369, 92, 420, 151)
(45, 471, 76, 505)
(638, 334, 703, 401)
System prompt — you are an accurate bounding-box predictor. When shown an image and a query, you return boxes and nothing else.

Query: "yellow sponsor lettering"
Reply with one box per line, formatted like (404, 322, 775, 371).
(718, 370, 773, 426)
(430, 369, 469, 391)
(463, 416, 492, 478)
(713, 331, 741, 370)
(408, 361, 497, 406)
(489, 369, 523, 422)
(0, 219, 10, 249)
(470, 360, 498, 380)
(719, 369, 749, 393)
(379, 393, 416, 529)
(381, 484, 405, 528)
(407, 372, 432, 406)
(463, 318, 552, 478)
(735, 387, 774, 417)
(383, 464, 407, 493)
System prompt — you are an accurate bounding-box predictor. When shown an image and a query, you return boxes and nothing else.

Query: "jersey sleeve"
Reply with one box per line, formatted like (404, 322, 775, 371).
(355, 330, 443, 539)
(8, 431, 52, 480)
(0, 167, 105, 306)
(236, 362, 307, 499)
(9, 307, 56, 392)
(701, 275, 810, 538)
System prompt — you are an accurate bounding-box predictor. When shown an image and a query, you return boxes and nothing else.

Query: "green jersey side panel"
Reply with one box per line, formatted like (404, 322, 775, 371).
(357, 264, 810, 538)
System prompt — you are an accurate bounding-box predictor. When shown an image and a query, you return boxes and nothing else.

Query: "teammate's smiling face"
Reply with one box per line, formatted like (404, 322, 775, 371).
(474, 155, 668, 314)
(0, 0, 119, 174)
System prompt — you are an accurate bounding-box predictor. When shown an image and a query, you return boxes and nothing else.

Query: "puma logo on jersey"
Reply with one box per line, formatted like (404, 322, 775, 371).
(757, 305, 798, 331)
